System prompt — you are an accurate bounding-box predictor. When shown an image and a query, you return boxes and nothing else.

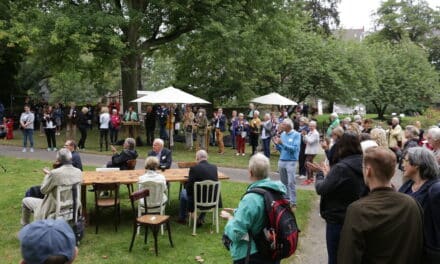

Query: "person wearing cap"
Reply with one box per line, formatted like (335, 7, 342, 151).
(21, 148, 82, 226)
(19, 219, 78, 264)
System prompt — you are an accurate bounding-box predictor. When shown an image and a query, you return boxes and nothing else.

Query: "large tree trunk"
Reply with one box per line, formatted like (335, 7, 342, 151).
(120, 53, 141, 111)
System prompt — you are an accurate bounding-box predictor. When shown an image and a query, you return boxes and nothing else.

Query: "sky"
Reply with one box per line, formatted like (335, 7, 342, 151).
(339, 0, 440, 31)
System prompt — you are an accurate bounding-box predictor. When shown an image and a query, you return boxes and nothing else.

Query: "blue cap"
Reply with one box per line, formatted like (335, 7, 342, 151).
(19, 219, 76, 264)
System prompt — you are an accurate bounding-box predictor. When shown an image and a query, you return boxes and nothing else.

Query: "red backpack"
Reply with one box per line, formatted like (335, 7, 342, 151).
(245, 187, 300, 262)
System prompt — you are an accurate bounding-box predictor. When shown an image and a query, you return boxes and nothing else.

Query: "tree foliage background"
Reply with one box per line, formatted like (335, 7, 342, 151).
(0, 0, 439, 117)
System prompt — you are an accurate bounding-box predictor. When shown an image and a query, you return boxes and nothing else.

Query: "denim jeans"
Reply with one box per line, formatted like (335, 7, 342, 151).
(262, 137, 271, 158)
(326, 223, 343, 264)
(278, 160, 297, 205)
(22, 129, 34, 148)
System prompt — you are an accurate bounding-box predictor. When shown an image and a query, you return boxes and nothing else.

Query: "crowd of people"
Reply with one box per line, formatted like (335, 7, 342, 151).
(9, 95, 440, 263)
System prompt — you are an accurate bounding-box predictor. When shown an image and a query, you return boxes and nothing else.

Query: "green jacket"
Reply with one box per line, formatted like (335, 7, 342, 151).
(224, 178, 286, 261)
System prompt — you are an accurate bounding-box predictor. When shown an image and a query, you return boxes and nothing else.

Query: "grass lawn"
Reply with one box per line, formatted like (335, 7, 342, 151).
(0, 156, 316, 264)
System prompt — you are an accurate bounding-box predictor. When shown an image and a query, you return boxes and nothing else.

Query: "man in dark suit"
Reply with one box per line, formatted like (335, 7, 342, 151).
(64, 140, 83, 171)
(147, 138, 172, 169)
(177, 150, 218, 226)
(106, 138, 138, 170)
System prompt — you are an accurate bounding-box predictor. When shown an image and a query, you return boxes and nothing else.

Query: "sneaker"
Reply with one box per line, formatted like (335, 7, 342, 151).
(302, 179, 312, 185)
(235, 153, 240, 156)
(30, 148, 34, 153)
(47, 148, 51, 152)
(241, 153, 245, 156)
(22, 148, 27, 153)
(52, 148, 57, 152)
(298, 175, 307, 180)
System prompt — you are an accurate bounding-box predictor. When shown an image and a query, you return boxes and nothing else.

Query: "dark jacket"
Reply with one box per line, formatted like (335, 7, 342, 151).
(214, 114, 227, 132)
(109, 149, 138, 170)
(148, 148, 172, 169)
(185, 160, 218, 198)
(338, 187, 424, 264)
(77, 111, 89, 129)
(399, 179, 440, 261)
(71, 151, 83, 171)
(144, 111, 156, 130)
(315, 154, 367, 224)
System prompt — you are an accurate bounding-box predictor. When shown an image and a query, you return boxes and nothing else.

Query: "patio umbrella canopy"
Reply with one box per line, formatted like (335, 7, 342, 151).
(130, 86, 210, 104)
(131, 91, 156, 102)
(251, 92, 297, 106)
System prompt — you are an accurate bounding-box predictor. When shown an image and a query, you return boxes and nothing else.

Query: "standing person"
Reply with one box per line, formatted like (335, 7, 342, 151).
(220, 153, 286, 264)
(247, 103, 255, 121)
(183, 105, 195, 151)
(326, 113, 340, 138)
(249, 110, 261, 155)
(214, 108, 227, 154)
(0, 100, 4, 124)
(194, 108, 208, 151)
(297, 117, 310, 179)
(338, 147, 424, 264)
(309, 132, 366, 264)
(399, 147, 440, 263)
(99, 106, 110, 152)
(260, 113, 272, 158)
(42, 106, 57, 152)
(109, 109, 121, 145)
(303, 120, 320, 184)
(20, 104, 35, 153)
(177, 150, 218, 225)
(426, 127, 440, 164)
(156, 105, 169, 141)
(123, 105, 139, 139)
(53, 103, 63, 136)
(166, 105, 175, 148)
(387, 117, 403, 154)
(66, 102, 78, 140)
(76, 107, 89, 150)
(234, 113, 249, 156)
(229, 110, 238, 150)
(273, 118, 301, 207)
(144, 105, 156, 146)
(398, 125, 420, 172)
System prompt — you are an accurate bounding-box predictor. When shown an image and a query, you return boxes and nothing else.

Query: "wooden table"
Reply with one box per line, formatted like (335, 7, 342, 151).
(81, 169, 229, 222)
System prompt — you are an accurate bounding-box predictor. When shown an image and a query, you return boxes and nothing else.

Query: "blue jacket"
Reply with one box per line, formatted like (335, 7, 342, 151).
(224, 178, 286, 261)
(214, 114, 227, 132)
(275, 129, 301, 161)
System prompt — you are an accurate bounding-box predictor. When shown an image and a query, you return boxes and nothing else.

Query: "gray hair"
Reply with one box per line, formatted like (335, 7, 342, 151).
(249, 153, 270, 180)
(370, 128, 387, 147)
(153, 138, 164, 147)
(282, 118, 293, 129)
(405, 125, 420, 140)
(196, 150, 208, 161)
(392, 117, 400, 124)
(309, 120, 317, 127)
(343, 117, 352, 123)
(407, 147, 439, 180)
(254, 110, 260, 116)
(353, 115, 362, 122)
(125, 137, 136, 150)
(428, 127, 440, 142)
(145, 156, 159, 170)
(56, 148, 72, 164)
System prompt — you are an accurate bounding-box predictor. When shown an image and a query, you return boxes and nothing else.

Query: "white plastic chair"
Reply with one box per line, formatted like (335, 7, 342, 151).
(138, 181, 168, 234)
(51, 183, 81, 222)
(188, 180, 221, 235)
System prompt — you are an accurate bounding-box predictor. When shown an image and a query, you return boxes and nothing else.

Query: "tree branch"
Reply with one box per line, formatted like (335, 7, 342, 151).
(142, 25, 194, 50)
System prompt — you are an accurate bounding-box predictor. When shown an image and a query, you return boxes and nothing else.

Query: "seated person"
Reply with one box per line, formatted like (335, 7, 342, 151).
(147, 138, 172, 169)
(19, 219, 78, 264)
(177, 150, 219, 226)
(138, 157, 168, 207)
(106, 137, 138, 170)
(21, 149, 83, 226)
(64, 140, 83, 171)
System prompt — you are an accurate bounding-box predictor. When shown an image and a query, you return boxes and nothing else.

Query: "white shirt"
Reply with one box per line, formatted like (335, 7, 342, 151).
(304, 129, 320, 155)
(99, 113, 110, 129)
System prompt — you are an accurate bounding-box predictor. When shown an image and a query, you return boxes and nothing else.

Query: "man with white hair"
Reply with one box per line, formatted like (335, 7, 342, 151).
(274, 118, 301, 207)
(148, 138, 172, 169)
(177, 150, 219, 226)
(426, 127, 440, 164)
(21, 148, 83, 225)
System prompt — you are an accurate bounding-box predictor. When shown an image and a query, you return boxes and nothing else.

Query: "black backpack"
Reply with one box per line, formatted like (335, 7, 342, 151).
(245, 187, 300, 262)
